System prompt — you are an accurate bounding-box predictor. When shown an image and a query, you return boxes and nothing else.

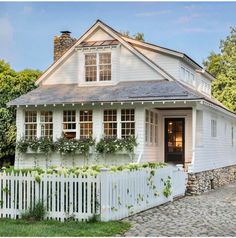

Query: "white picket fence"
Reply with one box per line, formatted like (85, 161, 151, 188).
(0, 166, 187, 221)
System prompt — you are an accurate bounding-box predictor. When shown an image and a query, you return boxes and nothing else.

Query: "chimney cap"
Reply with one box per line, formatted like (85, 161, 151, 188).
(60, 30, 71, 34)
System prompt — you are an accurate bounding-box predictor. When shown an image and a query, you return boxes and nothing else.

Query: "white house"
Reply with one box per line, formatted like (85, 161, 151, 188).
(8, 20, 236, 194)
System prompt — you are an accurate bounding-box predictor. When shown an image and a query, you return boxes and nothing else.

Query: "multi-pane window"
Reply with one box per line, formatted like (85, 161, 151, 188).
(85, 54, 97, 82)
(80, 110, 93, 139)
(25, 111, 37, 139)
(85, 53, 111, 82)
(121, 109, 135, 138)
(180, 66, 195, 85)
(63, 110, 76, 139)
(104, 110, 117, 138)
(40, 111, 53, 138)
(99, 53, 111, 81)
(211, 119, 217, 137)
(145, 110, 158, 145)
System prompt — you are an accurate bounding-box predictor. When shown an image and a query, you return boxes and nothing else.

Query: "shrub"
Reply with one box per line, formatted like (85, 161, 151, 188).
(21, 201, 46, 221)
(16, 138, 29, 153)
(96, 136, 137, 154)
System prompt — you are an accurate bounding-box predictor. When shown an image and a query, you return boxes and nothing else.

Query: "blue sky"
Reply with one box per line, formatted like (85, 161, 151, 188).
(0, 2, 236, 71)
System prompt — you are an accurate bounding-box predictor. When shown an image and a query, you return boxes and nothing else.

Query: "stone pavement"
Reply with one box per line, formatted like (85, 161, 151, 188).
(123, 182, 236, 237)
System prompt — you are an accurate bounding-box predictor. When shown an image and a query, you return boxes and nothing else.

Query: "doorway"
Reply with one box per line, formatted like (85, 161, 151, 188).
(165, 118, 185, 164)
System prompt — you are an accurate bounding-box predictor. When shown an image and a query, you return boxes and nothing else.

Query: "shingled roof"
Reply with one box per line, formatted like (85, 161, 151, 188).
(8, 80, 204, 106)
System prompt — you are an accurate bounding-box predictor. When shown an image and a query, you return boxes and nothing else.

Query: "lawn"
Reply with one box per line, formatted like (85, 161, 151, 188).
(0, 219, 131, 237)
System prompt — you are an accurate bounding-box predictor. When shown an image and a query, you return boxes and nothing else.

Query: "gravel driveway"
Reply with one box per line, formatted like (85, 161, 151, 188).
(123, 182, 236, 237)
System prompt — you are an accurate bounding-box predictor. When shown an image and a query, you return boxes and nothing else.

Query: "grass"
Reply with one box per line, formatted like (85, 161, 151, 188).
(0, 219, 131, 237)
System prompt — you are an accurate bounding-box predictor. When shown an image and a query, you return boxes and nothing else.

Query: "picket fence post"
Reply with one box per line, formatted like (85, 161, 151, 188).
(100, 168, 110, 222)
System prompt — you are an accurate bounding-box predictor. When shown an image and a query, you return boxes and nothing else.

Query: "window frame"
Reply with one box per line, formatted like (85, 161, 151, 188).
(145, 109, 158, 145)
(84, 52, 112, 82)
(121, 109, 135, 139)
(211, 119, 217, 138)
(40, 111, 53, 139)
(63, 110, 77, 139)
(24, 111, 37, 139)
(79, 110, 93, 139)
(103, 109, 117, 139)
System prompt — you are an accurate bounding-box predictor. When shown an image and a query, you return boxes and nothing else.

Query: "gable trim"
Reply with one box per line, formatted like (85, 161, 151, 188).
(36, 20, 175, 85)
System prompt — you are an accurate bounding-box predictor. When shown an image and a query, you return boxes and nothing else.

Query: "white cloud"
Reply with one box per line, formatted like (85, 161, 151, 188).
(22, 6, 33, 15)
(177, 13, 202, 24)
(184, 5, 203, 11)
(135, 10, 171, 17)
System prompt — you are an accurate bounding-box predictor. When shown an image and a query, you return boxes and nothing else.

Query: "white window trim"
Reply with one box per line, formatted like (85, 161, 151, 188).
(79, 109, 93, 139)
(211, 119, 217, 138)
(62, 110, 77, 138)
(40, 111, 53, 139)
(84, 51, 112, 83)
(120, 109, 135, 139)
(145, 109, 158, 146)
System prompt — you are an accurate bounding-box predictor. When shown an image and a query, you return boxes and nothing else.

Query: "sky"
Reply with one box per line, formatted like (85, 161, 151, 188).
(0, 2, 236, 71)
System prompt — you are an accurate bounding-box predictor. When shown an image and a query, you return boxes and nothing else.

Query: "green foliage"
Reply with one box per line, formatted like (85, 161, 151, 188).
(21, 201, 46, 221)
(203, 27, 236, 112)
(120, 31, 145, 42)
(16, 138, 29, 153)
(96, 136, 138, 154)
(161, 176, 172, 198)
(16, 137, 95, 155)
(2, 162, 167, 177)
(0, 59, 41, 159)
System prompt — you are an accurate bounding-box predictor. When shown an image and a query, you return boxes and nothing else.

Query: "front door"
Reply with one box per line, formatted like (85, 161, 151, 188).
(165, 118, 185, 164)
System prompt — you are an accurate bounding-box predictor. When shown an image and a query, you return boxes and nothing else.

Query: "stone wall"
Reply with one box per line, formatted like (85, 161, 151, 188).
(187, 165, 236, 195)
(54, 31, 77, 62)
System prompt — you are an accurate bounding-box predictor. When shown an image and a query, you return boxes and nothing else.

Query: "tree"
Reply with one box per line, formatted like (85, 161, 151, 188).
(120, 31, 145, 42)
(203, 27, 236, 112)
(0, 60, 41, 164)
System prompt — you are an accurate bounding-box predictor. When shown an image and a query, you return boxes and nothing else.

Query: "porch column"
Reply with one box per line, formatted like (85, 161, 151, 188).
(191, 106, 197, 170)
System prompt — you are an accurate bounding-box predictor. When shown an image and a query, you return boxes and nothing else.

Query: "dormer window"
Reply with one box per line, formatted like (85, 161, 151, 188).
(85, 52, 111, 82)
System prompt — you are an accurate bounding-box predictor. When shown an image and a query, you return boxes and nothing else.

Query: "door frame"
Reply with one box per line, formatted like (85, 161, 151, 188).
(164, 117, 185, 164)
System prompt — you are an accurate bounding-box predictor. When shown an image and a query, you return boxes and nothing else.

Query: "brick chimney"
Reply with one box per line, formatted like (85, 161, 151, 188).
(54, 31, 77, 62)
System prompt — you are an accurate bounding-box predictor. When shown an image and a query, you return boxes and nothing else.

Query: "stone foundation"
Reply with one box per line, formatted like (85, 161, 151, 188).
(187, 165, 236, 195)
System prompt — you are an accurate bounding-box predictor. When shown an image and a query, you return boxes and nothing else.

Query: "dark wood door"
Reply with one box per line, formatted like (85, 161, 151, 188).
(165, 118, 185, 164)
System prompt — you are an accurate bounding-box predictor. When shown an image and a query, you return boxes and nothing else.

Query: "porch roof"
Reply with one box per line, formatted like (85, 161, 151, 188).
(8, 80, 204, 106)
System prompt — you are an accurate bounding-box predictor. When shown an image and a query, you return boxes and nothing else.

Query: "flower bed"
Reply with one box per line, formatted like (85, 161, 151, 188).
(2, 162, 167, 177)
(16, 136, 138, 157)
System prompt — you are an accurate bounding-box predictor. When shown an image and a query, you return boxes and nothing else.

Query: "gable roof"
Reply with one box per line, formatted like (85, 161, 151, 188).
(36, 20, 175, 85)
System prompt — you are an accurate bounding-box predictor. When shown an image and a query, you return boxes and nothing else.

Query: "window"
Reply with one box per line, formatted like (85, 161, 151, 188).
(201, 80, 211, 95)
(80, 110, 93, 139)
(121, 109, 135, 138)
(25, 111, 37, 139)
(145, 110, 149, 143)
(180, 66, 195, 85)
(103, 110, 117, 138)
(63, 110, 76, 139)
(232, 126, 234, 147)
(211, 119, 217, 137)
(99, 53, 111, 81)
(85, 54, 97, 82)
(85, 52, 111, 82)
(40, 111, 53, 138)
(145, 110, 158, 144)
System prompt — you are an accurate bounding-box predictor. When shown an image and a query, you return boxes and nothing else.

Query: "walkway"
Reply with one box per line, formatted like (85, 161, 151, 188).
(124, 183, 236, 236)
